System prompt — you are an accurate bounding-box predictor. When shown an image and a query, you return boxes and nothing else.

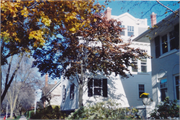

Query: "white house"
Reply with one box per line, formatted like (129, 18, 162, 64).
(41, 74, 62, 107)
(59, 7, 152, 112)
(133, 9, 179, 106)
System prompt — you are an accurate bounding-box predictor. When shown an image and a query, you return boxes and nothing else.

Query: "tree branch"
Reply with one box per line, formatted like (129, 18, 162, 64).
(156, 0, 179, 17)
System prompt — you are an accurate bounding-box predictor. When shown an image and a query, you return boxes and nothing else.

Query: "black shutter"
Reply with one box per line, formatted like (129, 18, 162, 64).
(155, 36, 160, 58)
(70, 83, 74, 99)
(103, 79, 108, 97)
(174, 24, 179, 49)
(88, 78, 93, 97)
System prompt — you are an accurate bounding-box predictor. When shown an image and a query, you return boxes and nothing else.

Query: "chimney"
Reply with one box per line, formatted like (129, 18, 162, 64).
(104, 7, 112, 21)
(151, 12, 156, 27)
(45, 73, 48, 87)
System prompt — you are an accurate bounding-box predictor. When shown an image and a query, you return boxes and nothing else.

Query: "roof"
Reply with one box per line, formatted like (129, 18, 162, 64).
(133, 9, 179, 43)
(41, 80, 61, 97)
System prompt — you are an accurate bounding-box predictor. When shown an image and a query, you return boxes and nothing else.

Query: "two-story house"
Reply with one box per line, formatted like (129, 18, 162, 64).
(59, 7, 152, 112)
(133, 9, 179, 106)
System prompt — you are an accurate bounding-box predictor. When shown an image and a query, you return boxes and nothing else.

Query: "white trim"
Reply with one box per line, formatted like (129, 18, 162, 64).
(159, 49, 178, 59)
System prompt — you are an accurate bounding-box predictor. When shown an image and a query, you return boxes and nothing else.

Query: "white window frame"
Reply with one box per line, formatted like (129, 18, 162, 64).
(160, 30, 176, 55)
(131, 58, 138, 73)
(140, 58, 147, 73)
(127, 26, 134, 37)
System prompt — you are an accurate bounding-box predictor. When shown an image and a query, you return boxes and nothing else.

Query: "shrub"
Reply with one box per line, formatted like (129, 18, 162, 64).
(150, 97, 179, 119)
(67, 100, 140, 119)
(30, 105, 67, 119)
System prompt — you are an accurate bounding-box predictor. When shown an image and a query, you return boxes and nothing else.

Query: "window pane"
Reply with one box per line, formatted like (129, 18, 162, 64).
(161, 88, 167, 101)
(128, 32, 134, 36)
(120, 31, 125, 36)
(175, 76, 179, 100)
(139, 84, 144, 98)
(162, 35, 168, 54)
(132, 60, 138, 72)
(94, 79, 101, 87)
(160, 79, 167, 101)
(141, 66, 147, 73)
(141, 58, 147, 73)
(175, 76, 179, 85)
(94, 88, 101, 95)
(176, 86, 179, 100)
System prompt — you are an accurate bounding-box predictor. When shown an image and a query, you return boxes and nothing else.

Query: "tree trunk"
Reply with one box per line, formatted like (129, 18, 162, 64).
(78, 84, 83, 108)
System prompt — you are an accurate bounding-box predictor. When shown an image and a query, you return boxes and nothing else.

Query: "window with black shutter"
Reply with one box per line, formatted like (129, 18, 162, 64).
(155, 36, 160, 58)
(88, 78, 108, 97)
(70, 83, 75, 100)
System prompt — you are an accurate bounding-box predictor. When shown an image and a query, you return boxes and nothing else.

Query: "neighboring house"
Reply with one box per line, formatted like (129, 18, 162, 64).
(60, 7, 152, 111)
(41, 74, 62, 107)
(133, 10, 179, 107)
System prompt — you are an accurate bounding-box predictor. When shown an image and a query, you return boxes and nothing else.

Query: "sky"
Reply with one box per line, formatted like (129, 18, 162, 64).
(96, 1, 179, 26)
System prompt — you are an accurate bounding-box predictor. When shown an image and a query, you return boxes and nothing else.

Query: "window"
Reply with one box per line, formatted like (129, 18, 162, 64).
(175, 76, 179, 100)
(88, 78, 107, 97)
(139, 84, 145, 98)
(155, 24, 179, 58)
(162, 34, 168, 54)
(127, 26, 134, 36)
(132, 58, 138, 72)
(160, 78, 167, 101)
(120, 25, 125, 36)
(141, 58, 147, 73)
(62, 85, 66, 102)
(70, 83, 75, 100)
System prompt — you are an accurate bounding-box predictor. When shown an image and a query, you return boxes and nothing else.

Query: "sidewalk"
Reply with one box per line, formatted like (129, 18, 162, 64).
(19, 116, 27, 120)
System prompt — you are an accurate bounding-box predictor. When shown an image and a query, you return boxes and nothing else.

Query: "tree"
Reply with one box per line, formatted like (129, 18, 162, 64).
(2, 54, 43, 118)
(33, 11, 150, 108)
(1, 0, 105, 103)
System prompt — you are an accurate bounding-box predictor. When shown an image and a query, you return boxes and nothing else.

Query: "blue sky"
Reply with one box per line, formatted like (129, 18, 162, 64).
(97, 1, 179, 26)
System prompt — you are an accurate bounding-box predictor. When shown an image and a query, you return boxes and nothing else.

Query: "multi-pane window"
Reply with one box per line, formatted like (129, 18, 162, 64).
(70, 83, 75, 100)
(175, 76, 179, 100)
(160, 78, 167, 101)
(141, 58, 147, 73)
(139, 84, 145, 98)
(132, 58, 138, 72)
(88, 78, 108, 97)
(120, 25, 125, 36)
(62, 85, 66, 102)
(127, 26, 134, 36)
(155, 24, 179, 58)
(162, 34, 168, 54)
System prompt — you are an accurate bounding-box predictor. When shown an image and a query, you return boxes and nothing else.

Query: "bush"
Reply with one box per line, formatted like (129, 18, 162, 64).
(150, 97, 179, 119)
(30, 105, 67, 119)
(67, 100, 140, 119)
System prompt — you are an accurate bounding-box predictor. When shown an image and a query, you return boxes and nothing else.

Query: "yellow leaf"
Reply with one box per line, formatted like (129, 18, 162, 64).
(94, 18, 97, 22)
(69, 27, 76, 32)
